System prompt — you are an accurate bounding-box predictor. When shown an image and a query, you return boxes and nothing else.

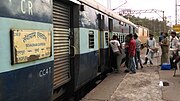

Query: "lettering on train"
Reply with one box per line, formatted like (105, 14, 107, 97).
(17, 50, 25, 55)
(37, 32, 47, 41)
(21, 0, 33, 15)
(23, 32, 36, 43)
(17, 56, 27, 61)
(23, 32, 47, 43)
(26, 43, 46, 47)
(39, 67, 52, 77)
(34, 48, 39, 52)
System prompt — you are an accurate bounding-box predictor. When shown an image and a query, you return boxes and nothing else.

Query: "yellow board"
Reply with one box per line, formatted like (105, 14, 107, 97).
(173, 25, 180, 32)
(12, 30, 51, 64)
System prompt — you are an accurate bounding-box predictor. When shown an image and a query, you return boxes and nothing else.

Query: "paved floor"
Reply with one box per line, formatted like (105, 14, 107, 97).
(159, 69, 180, 101)
(82, 65, 163, 101)
(82, 48, 180, 101)
(81, 68, 127, 101)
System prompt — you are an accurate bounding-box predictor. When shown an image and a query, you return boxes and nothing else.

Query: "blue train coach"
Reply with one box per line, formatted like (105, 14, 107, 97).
(0, 0, 136, 101)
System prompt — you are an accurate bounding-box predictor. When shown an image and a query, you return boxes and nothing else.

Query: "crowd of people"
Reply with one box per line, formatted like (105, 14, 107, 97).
(110, 33, 144, 74)
(110, 31, 180, 74)
(161, 31, 180, 70)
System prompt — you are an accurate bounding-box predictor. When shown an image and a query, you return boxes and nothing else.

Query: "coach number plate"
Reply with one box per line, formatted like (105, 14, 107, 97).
(11, 30, 51, 64)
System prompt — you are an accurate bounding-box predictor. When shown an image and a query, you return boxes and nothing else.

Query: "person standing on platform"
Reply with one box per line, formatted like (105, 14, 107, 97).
(128, 34, 136, 74)
(169, 32, 179, 69)
(159, 32, 164, 63)
(134, 34, 143, 69)
(159, 32, 164, 43)
(143, 34, 156, 65)
(124, 35, 130, 66)
(160, 33, 170, 65)
(110, 35, 122, 72)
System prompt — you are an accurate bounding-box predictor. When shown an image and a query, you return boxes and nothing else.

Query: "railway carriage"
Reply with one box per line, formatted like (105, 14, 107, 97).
(0, 0, 137, 101)
(136, 25, 149, 46)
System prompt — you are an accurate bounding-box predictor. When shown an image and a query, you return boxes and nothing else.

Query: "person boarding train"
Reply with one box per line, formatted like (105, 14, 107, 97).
(109, 35, 122, 72)
(134, 34, 144, 69)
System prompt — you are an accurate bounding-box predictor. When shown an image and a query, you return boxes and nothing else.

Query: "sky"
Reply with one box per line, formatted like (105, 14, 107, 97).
(95, 0, 177, 26)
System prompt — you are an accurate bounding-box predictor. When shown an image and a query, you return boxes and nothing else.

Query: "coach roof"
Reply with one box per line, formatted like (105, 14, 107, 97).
(77, 0, 137, 27)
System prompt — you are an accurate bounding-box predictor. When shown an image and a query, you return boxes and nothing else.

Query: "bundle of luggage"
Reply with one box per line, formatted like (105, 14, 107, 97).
(146, 47, 159, 61)
(151, 47, 159, 53)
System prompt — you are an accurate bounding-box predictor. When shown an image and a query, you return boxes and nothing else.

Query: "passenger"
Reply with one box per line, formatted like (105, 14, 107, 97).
(128, 34, 136, 74)
(134, 33, 143, 69)
(109, 35, 122, 72)
(143, 34, 156, 65)
(160, 33, 170, 65)
(159, 32, 164, 65)
(159, 32, 164, 43)
(122, 35, 131, 73)
(169, 32, 178, 69)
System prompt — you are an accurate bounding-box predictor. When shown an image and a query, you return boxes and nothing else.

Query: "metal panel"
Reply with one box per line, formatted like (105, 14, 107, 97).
(53, 1, 71, 89)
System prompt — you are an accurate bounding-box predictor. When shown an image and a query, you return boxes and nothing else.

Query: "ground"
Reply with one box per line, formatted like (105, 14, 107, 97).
(110, 67, 163, 101)
(82, 48, 180, 101)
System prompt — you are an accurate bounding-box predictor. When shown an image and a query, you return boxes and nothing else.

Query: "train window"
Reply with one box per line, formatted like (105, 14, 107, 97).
(143, 29, 144, 36)
(133, 27, 136, 34)
(105, 32, 109, 46)
(80, 5, 85, 11)
(98, 14, 104, 30)
(89, 31, 94, 48)
(122, 35, 125, 43)
(129, 26, 131, 33)
(120, 35, 123, 43)
(108, 18, 113, 31)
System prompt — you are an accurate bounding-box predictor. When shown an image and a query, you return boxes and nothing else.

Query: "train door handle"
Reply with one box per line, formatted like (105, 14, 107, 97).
(70, 45, 76, 58)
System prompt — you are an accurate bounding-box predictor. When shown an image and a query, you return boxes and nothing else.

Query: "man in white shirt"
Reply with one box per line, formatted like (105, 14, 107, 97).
(170, 32, 179, 69)
(143, 34, 156, 65)
(170, 32, 179, 49)
(110, 35, 122, 72)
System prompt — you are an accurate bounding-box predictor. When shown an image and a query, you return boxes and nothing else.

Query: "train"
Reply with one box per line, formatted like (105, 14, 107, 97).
(136, 25, 149, 46)
(0, 0, 146, 101)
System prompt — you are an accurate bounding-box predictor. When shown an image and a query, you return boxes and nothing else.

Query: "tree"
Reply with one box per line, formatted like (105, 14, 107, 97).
(126, 16, 170, 37)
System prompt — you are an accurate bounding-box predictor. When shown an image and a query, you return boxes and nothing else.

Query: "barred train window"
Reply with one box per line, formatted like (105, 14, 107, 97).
(89, 31, 94, 48)
(122, 35, 125, 43)
(143, 29, 145, 36)
(120, 35, 123, 43)
(105, 32, 108, 46)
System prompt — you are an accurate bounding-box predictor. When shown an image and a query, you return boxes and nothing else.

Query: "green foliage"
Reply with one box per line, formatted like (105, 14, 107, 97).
(126, 16, 171, 37)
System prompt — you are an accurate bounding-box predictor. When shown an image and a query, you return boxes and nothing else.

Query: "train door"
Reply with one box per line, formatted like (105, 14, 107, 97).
(98, 30, 102, 72)
(98, 14, 110, 73)
(53, 1, 71, 99)
(97, 14, 104, 72)
(98, 30, 104, 72)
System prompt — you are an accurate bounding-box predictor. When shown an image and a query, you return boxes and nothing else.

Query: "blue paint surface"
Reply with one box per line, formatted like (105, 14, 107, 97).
(79, 28, 98, 54)
(74, 51, 98, 90)
(100, 48, 110, 72)
(0, 17, 53, 73)
(0, 61, 54, 101)
(0, 0, 52, 23)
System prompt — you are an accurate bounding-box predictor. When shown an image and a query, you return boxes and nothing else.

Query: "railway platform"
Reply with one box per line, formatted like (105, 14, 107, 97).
(81, 50, 180, 101)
